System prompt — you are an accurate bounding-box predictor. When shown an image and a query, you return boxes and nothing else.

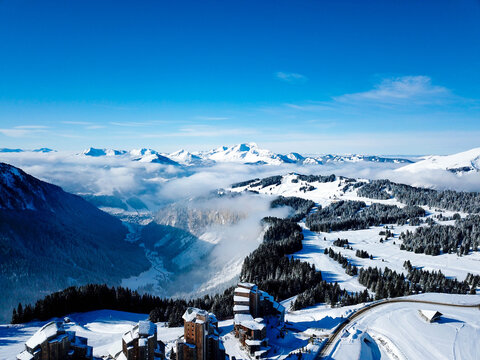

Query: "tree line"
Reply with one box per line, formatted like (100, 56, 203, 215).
(11, 284, 235, 326)
(357, 179, 480, 213)
(400, 215, 480, 255)
(306, 200, 425, 232)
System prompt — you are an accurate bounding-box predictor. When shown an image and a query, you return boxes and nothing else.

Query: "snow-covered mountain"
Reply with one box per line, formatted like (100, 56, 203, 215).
(82, 147, 179, 165)
(82, 147, 127, 156)
(0, 162, 149, 322)
(189, 143, 411, 166)
(396, 147, 480, 174)
(0, 148, 55, 153)
(167, 149, 213, 166)
(316, 154, 412, 164)
(197, 142, 290, 165)
(78, 143, 413, 167)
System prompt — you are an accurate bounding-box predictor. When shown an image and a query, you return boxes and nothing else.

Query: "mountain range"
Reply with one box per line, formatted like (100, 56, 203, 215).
(80, 142, 414, 166)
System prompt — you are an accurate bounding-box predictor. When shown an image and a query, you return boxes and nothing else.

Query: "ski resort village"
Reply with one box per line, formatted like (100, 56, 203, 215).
(1, 155, 480, 360)
(2, 0, 480, 358)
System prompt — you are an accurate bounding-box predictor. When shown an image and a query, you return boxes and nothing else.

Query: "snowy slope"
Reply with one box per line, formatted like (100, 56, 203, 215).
(330, 294, 480, 360)
(230, 172, 480, 284)
(397, 147, 480, 174)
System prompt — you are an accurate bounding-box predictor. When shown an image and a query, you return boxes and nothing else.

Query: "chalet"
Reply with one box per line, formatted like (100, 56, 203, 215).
(175, 307, 226, 360)
(419, 310, 443, 323)
(110, 320, 165, 360)
(16, 321, 92, 360)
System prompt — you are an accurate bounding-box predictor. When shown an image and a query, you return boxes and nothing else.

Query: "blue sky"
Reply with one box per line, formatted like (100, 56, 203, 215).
(0, 0, 479, 154)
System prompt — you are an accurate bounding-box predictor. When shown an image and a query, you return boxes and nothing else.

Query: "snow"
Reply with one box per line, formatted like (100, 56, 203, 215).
(418, 309, 442, 322)
(2, 294, 479, 360)
(397, 147, 480, 173)
(234, 287, 251, 294)
(25, 321, 62, 350)
(138, 321, 156, 336)
(233, 305, 250, 312)
(330, 296, 480, 360)
(16, 351, 33, 360)
(233, 314, 265, 331)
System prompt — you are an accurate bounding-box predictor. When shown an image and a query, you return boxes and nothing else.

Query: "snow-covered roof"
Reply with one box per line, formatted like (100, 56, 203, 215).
(182, 307, 217, 324)
(25, 321, 64, 350)
(233, 305, 250, 312)
(245, 339, 263, 346)
(234, 287, 251, 294)
(123, 321, 157, 345)
(16, 351, 34, 360)
(238, 282, 257, 289)
(234, 314, 265, 331)
(138, 321, 156, 336)
(419, 310, 443, 322)
(183, 307, 208, 322)
(234, 295, 250, 303)
(122, 331, 134, 344)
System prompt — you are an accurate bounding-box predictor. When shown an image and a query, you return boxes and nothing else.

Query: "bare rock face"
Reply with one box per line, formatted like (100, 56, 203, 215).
(153, 201, 245, 237)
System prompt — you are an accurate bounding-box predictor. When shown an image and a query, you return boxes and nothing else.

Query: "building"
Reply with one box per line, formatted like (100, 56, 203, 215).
(233, 314, 268, 359)
(419, 310, 443, 323)
(233, 283, 285, 322)
(111, 321, 165, 360)
(16, 321, 92, 360)
(233, 283, 285, 358)
(176, 307, 226, 360)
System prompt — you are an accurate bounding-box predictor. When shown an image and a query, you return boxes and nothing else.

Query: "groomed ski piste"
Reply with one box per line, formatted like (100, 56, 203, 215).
(2, 172, 480, 359)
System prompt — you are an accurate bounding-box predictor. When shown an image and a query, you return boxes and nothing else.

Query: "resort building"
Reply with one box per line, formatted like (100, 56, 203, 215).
(233, 283, 285, 322)
(233, 283, 285, 358)
(111, 320, 165, 360)
(16, 321, 92, 360)
(175, 307, 226, 360)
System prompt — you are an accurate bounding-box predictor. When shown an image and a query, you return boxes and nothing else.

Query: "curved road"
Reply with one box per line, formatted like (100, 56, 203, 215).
(316, 298, 480, 359)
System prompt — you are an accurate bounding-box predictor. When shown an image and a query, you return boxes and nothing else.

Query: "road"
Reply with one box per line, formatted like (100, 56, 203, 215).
(316, 298, 480, 359)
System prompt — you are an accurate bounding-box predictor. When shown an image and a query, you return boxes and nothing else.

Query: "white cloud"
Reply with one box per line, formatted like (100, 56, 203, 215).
(62, 121, 93, 125)
(194, 116, 230, 121)
(334, 75, 451, 105)
(0, 126, 48, 137)
(275, 71, 308, 83)
(14, 125, 49, 129)
(141, 125, 257, 138)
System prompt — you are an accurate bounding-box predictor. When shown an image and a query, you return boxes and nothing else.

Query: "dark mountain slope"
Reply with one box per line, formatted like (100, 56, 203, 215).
(0, 163, 149, 321)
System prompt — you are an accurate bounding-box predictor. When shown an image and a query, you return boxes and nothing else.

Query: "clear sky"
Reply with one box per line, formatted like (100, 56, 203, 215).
(0, 0, 479, 154)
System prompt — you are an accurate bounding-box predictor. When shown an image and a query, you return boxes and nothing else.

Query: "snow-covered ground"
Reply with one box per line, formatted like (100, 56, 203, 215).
(232, 173, 480, 284)
(330, 294, 480, 360)
(3, 294, 478, 360)
(397, 147, 480, 174)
